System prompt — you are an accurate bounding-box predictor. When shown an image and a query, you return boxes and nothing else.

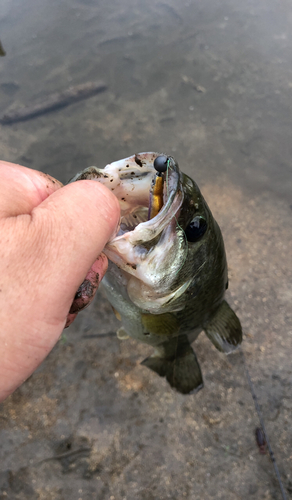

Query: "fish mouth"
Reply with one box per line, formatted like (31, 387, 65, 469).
(107, 152, 182, 228)
(72, 152, 188, 312)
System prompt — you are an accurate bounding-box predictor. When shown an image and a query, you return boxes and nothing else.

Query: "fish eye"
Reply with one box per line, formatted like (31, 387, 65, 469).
(185, 216, 207, 242)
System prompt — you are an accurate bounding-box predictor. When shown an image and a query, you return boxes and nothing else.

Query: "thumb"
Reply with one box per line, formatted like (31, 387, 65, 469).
(0, 180, 120, 399)
(28, 179, 120, 324)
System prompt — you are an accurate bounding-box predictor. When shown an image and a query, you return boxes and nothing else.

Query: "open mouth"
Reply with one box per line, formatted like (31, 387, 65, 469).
(103, 152, 183, 241)
(72, 152, 183, 240)
(70, 152, 187, 312)
(118, 154, 172, 234)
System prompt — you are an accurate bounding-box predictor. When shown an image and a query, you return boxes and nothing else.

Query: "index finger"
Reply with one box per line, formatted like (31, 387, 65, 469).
(0, 161, 63, 217)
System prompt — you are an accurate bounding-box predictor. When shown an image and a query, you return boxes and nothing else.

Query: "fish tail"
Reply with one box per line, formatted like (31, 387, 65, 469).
(141, 335, 203, 395)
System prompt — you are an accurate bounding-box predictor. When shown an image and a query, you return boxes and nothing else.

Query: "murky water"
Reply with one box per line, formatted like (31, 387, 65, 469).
(1, 0, 292, 198)
(0, 1, 292, 499)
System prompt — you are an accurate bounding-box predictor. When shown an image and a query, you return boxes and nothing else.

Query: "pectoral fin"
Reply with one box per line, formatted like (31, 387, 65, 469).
(142, 335, 203, 395)
(204, 300, 242, 353)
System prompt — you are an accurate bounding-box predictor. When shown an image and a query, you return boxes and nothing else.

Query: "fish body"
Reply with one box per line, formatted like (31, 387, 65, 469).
(71, 152, 242, 394)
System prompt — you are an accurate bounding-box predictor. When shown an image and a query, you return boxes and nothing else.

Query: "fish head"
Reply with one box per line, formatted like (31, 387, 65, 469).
(71, 152, 225, 314)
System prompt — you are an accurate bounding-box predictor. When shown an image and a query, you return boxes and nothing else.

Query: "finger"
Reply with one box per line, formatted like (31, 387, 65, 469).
(69, 253, 108, 315)
(0, 180, 120, 399)
(3, 180, 120, 327)
(65, 312, 77, 328)
(0, 161, 63, 217)
(66, 254, 107, 329)
(31, 180, 120, 313)
(65, 254, 107, 328)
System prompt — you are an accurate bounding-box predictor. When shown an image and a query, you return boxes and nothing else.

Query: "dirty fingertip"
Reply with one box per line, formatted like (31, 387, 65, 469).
(65, 313, 77, 328)
(69, 254, 108, 315)
(90, 253, 108, 281)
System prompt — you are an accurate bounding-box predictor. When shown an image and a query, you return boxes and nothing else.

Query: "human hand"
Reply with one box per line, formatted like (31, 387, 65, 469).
(0, 161, 120, 402)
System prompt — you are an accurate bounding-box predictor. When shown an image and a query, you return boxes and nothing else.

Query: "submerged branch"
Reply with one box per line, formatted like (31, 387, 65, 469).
(0, 81, 107, 124)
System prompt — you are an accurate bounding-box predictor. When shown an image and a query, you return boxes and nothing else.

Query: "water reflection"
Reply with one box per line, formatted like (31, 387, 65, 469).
(0, 0, 291, 199)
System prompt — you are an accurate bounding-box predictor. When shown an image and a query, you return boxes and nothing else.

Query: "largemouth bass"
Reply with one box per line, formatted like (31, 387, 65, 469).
(71, 152, 242, 394)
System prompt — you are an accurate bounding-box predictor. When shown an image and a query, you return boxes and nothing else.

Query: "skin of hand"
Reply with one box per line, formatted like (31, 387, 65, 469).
(0, 161, 120, 403)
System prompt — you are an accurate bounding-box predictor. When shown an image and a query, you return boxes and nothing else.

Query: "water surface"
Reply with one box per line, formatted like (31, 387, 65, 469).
(0, 1, 291, 499)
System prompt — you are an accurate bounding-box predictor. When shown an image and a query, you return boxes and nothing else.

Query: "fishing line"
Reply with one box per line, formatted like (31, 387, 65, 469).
(165, 159, 287, 496)
(158, 157, 286, 495)
(239, 347, 288, 500)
